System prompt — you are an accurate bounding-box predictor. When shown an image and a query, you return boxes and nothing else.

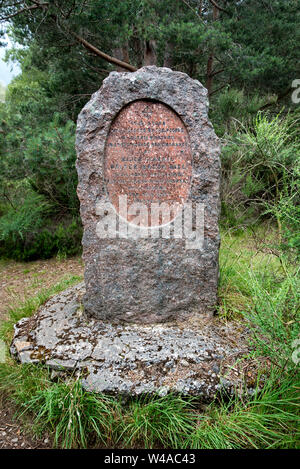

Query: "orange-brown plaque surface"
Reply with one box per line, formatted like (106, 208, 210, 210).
(104, 100, 192, 226)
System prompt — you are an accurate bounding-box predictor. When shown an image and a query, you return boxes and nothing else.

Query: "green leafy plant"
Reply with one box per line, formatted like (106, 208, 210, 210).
(0, 189, 52, 242)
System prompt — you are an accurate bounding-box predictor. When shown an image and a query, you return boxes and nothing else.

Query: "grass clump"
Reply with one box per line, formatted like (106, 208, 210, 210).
(0, 359, 197, 448)
(118, 393, 195, 448)
(185, 372, 300, 449)
(218, 227, 284, 319)
(0, 362, 51, 406)
(22, 378, 120, 449)
(0, 363, 121, 449)
(241, 265, 299, 373)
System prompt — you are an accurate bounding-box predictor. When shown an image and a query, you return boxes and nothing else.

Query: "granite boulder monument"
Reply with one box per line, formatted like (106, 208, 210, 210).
(76, 65, 220, 323)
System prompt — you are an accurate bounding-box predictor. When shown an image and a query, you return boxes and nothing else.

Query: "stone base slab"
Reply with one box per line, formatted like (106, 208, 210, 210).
(11, 283, 251, 399)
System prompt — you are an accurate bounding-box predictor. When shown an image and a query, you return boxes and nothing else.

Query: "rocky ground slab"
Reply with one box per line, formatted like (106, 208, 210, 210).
(11, 283, 253, 399)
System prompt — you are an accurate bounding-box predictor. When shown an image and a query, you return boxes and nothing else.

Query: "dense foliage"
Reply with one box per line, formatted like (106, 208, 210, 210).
(0, 0, 299, 259)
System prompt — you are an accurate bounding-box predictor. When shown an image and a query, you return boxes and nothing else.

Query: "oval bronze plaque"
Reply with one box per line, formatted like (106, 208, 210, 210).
(104, 100, 192, 226)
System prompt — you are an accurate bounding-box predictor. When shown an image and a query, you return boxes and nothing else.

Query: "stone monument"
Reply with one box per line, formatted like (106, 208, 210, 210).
(76, 66, 220, 323)
(11, 67, 250, 398)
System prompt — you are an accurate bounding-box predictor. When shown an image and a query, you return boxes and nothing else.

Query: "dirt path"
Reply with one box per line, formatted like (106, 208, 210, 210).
(0, 407, 52, 449)
(0, 256, 84, 449)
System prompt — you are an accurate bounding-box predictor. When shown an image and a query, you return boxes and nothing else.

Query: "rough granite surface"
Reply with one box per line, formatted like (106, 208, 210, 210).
(10, 284, 252, 399)
(76, 66, 221, 323)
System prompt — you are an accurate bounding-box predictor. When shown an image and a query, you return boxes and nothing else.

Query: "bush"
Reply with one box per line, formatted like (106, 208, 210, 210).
(0, 215, 82, 261)
(210, 88, 268, 136)
(220, 111, 300, 236)
(0, 188, 52, 242)
(23, 119, 79, 214)
(0, 112, 81, 261)
(0, 113, 79, 216)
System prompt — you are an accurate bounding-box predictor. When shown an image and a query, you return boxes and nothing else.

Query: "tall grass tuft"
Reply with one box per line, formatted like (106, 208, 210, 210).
(22, 378, 120, 449)
(118, 393, 195, 448)
(0, 362, 51, 406)
(241, 264, 299, 373)
(185, 372, 300, 449)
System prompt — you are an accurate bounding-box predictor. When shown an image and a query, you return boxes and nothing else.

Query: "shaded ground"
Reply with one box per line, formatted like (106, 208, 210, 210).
(0, 256, 84, 449)
(0, 407, 52, 449)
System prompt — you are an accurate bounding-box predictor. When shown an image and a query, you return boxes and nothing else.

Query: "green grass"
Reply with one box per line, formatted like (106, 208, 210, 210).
(0, 363, 298, 449)
(118, 393, 196, 448)
(0, 362, 51, 406)
(22, 377, 121, 449)
(185, 372, 299, 449)
(0, 227, 299, 449)
(219, 228, 299, 373)
(241, 265, 299, 372)
(218, 226, 292, 318)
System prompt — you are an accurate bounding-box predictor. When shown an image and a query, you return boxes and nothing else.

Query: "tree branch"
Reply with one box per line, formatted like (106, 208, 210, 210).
(180, 0, 205, 24)
(208, 0, 230, 15)
(0, 2, 137, 72)
(0, 1, 48, 20)
(0, 4, 40, 20)
(68, 30, 137, 72)
(209, 68, 224, 78)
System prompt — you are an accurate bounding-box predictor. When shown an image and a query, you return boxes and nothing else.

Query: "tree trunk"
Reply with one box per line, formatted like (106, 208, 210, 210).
(205, 5, 219, 95)
(113, 43, 130, 72)
(143, 40, 157, 66)
(163, 42, 175, 68)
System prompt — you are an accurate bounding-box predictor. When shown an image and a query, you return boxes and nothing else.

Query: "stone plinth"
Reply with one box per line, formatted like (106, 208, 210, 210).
(10, 284, 251, 399)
